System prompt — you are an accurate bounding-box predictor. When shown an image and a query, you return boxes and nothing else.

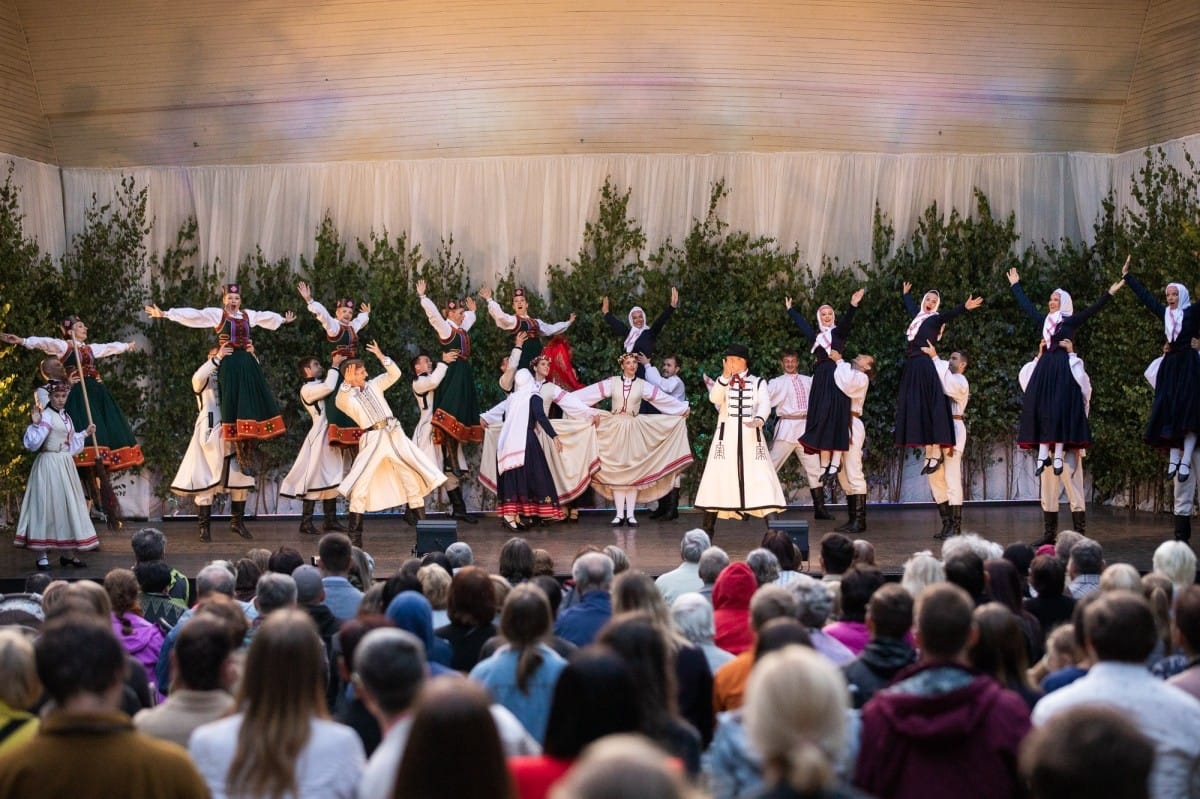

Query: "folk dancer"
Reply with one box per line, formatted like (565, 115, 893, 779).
(602, 286, 679, 409)
(919, 343, 970, 540)
(279, 353, 352, 536)
(642, 352, 687, 519)
(830, 349, 877, 535)
(478, 285, 576, 371)
(1165, 337, 1200, 542)
(169, 345, 257, 542)
(145, 284, 296, 476)
(766, 349, 830, 520)
(569, 352, 692, 527)
(335, 342, 447, 547)
(416, 279, 483, 476)
(296, 281, 370, 447)
(14, 380, 99, 571)
(411, 349, 478, 524)
(694, 344, 787, 537)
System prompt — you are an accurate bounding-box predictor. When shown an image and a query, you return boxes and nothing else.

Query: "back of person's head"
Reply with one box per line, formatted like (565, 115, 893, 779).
(1054, 531, 1086, 563)
(317, 533, 353, 574)
(1068, 539, 1104, 577)
(915, 583, 976, 662)
(970, 603, 1033, 692)
(197, 563, 236, 598)
(445, 541, 474, 570)
(867, 582, 914, 640)
(787, 573, 835, 629)
(352, 627, 425, 718)
(1030, 554, 1067, 598)
(246, 548, 272, 574)
(499, 536, 535, 583)
(1099, 563, 1141, 593)
(134, 559, 173, 594)
(573, 552, 615, 595)
(193, 593, 251, 645)
(852, 539, 876, 567)
(549, 734, 697, 799)
(603, 545, 630, 575)
(174, 615, 237, 692)
(395, 679, 514, 799)
(23, 572, 52, 596)
(745, 645, 847, 794)
(501, 583, 554, 692)
(36, 615, 126, 706)
(254, 573, 298, 615)
(491, 574, 513, 612)
(0, 629, 40, 710)
(680, 529, 711, 564)
(1085, 592, 1157, 663)
(750, 584, 799, 632)
(597, 613, 677, 730)
(984, 558, 1025, 614)
(531, 575, 564, 620)
(130, 527, 167, 563)
(1141, 572, 1174, 655)
(1044, 624, 1080, 671)
(746, 548, 781, 586)
(753, 618, 813, 660)
(61, 580, 112, 619)
(698, 546, 730, 586)
(671, 593, 716, 646)
(418, 550, 453, 574)
(103, 568, 140, 634)
(1020, 705, 1154, 799)
(533, 549, 555, 577)
(942, 533, 1002, 563)
(447, 566, 497, 627)
(1152, 540, 1197, 592)
(234, 557, 263, 600)
(613, 571, 673, 631)
(944, 550, 986, 601)
(336, 614, 394, 676)
(417, 563, 451, 611)
(837, 566, 884, 622)
(267, 546, 304, 575)
(901, 550, 944, 598)
(761, 530, 799, 571)
(1175, 585, 1200, 656)
(1002, 543, 1036, 580)
(291, 565, 325, 606)
(542, 648, 642, 760)
(229, 610, 327, 799)
(819, 533, 854, 576)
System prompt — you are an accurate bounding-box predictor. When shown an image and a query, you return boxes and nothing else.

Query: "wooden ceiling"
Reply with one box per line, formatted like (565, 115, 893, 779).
(2, 0, 1198, 167)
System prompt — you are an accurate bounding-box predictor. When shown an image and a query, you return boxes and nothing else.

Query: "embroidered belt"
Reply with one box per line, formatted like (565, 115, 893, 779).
(851, 412, 862, 418)
(953, 414, 964, 420)
(365, 418, 396, 432)
(778, 413, 807, 420)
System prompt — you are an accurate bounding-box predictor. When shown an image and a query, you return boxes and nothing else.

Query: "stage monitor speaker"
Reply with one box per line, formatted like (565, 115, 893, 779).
(414, 519, 458, 556)
(772, 519, 810, 565)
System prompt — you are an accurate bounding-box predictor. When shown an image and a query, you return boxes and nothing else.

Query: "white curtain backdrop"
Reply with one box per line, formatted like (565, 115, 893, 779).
(10, 132, 1185, 293)
(1, 154, 65, 260)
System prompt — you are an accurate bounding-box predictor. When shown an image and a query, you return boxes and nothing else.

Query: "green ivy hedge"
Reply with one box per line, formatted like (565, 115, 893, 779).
(0, 149, 1196, 520)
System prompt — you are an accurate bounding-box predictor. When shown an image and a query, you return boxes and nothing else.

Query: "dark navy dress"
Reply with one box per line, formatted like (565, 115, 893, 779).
(894, 295, 968, 448)
(790, 305, 858, 452)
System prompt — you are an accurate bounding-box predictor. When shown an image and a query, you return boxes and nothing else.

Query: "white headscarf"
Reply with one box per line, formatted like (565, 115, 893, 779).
(812, 305, 835, 354)
(624, 306, 646, 353)
(497, 370, 536, 475)
(1042, 288, 1074, 347)
(1165, 283, 1192, 341)
(905, 290, 941, 341)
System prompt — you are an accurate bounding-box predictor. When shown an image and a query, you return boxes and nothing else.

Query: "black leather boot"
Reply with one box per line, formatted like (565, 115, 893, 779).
(198, 505, 212, 543)
(322, 498, 346, 531)
(230, 500, 253, 539)
(1175, 514, 1192, 542)
(1038, 510, 1058, 546)
(648, 492, 669, 519)
(835, 495, 858, 533)
(839, 495, 867, 534)
(448, 487, 478, 524)
(950, 505, 962, 537)
(811, 487, 833, 520)
(347, 512, 364, 548)
(702, 510, 717, 537)
(933, 501, 952, 540)
(1071, 510, 1086, 535)
(299, 500, 319, 535)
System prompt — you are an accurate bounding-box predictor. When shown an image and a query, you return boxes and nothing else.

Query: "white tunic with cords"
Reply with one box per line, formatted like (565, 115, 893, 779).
(335, 359, 446, 513)
(170, 358, 254, 501)
(279, 369, 347, 501)
(695, 371, 786, 518)
(832, 361, 869, 496)
(927, 358, 969, 506)
(767, 371, 823, 489)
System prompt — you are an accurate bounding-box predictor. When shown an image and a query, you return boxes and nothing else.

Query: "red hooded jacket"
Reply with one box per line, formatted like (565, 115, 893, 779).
(712, 562, 758, 655)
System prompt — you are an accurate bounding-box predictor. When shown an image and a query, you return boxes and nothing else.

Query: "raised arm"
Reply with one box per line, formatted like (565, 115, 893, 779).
(4, 335, 67, 356)
(418, 288, 454, 340)
(785, 304, 815, 342)
(151, 306, 224, 328)
(1008, 280, 1044, 327)
(902, 283, 918, 318)
(647, 302, 675, 337)
(1122, 271, 1165, 316)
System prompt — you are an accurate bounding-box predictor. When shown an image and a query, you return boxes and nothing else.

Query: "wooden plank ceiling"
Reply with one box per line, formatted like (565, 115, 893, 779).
(1, 0, 1197, 167)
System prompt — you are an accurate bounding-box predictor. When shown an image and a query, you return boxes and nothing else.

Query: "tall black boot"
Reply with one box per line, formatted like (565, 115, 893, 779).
(811, 487, 833, 521)
(1038, 511, 1058, 546)
(322, 498, 346, 532)
(448, 487, 478, 524)
(230, 500, 253, 540)
(299, 500, 319, 535)
(1175, 514, 1192, 542)
(347, 512, 364, 548)
(852, 494, 867, 533)
(198, 505, 212, 543)
(835, 495, 858, 533)
(933, 501, 952, 540)
(950, 505, 962, 537)
(1071, 510, 1086, 535)
(667, 488, 682, 520)
(702, 511, 717, 537)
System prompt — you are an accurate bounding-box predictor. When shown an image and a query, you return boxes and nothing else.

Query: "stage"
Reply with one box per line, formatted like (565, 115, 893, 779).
(0, 501, 1181, 592)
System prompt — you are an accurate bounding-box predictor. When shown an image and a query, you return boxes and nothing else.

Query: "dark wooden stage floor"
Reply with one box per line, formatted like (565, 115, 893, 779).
(0, 501, 1182, 591)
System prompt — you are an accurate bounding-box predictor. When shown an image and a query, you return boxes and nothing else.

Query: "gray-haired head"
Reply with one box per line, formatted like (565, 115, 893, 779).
(573, 552, 615, 595)
(787, 573, 835, 628)
(444, 542, 474, 570)
(747, 548, 781, 586)
(291, 565, 325, 604)
(354, 628, 427, 717)
(670, 593, 716, 645)
(680, 529, 711, 564)
(254, 573, 298, 615)
(1069, 539, 1104, 577)
(196, 563, 236, 598)
(698, 546, 730, 586)
(130, 527, 167, 563)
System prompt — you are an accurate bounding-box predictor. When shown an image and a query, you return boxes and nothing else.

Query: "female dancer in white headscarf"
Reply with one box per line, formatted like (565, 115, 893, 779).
(483, 370, 564, 531)
(1121, 259, 1200, 481)
(1007, 265, 1125, 475)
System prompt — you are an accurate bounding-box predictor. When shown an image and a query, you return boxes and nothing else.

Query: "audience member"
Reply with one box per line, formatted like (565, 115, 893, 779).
(1152, 540, 1196, 598)
(970, 603, 1042, 709)
(746, 548, 782, 588)
(823, 566, 884, 655)
(130, 526, 190, 608)
(1028, 623, 1079, 687)
(712, 562, 758, 655)
(843, 583, 916, 709)
(697, 546, 730, 603)
(0, 629, 39, 756)
(318, 533, 364, 622)
(851, 538, 876, 568)
(672, 592, 735, 674)
(532, 549, 555, 578)
(713, 585, 799, 713)
(104, 567, 165, 692)
(900, 550, 944, 599)
(943, 550, 988, 606)
(233, 557, 261, 603)
(787, 573, 856, 666)
(134, 559, 186, 633)
(549, 734, 699, 799)
(1099, 562, 1141, 593)
(417, 564, 452, 628)
(1169, 585, 1200, 701)
(1066, 538, 1104, 599)
(554, 552, 614, 647)
(499, 536, 536, 585)
(444, 541, 474, 573)
(354, 628, 428, 799)
(655, 529, 711, 603)
(437, 566, 499, 671)
(1023, 554, 1075, 641)
(603, 544, 631, 576)
(267, 545, 305, 576)
(385, 591, 453, 673)
(1021, 706, 1155, 799)
(984, 558, 1044, 663)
